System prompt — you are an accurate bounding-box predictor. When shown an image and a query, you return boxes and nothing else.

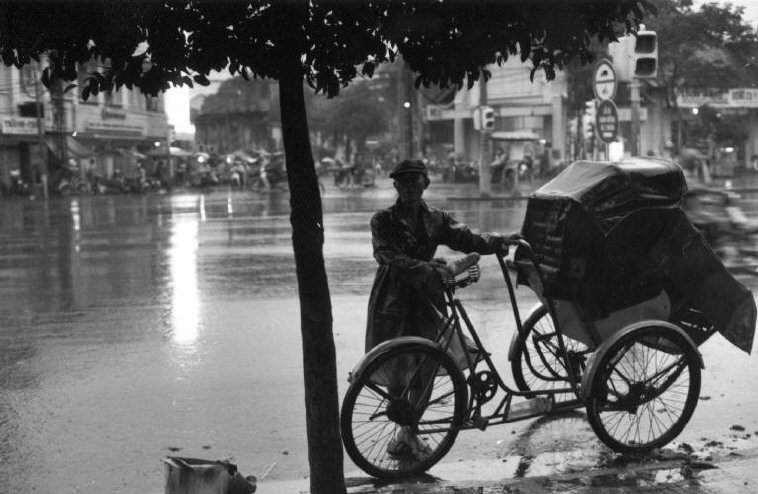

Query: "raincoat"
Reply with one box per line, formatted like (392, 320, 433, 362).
(366, 199, 499, 352)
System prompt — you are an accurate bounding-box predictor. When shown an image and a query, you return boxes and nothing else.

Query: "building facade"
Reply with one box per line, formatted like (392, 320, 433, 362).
(0, 57, 169, 193)
(192, 77, 277, 155)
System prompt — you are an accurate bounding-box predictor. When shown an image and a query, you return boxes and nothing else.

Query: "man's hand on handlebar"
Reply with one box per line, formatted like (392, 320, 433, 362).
(488, 232, 524, 256)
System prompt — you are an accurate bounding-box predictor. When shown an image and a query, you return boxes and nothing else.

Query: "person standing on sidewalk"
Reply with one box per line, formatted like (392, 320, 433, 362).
(365, 158, 518, 457)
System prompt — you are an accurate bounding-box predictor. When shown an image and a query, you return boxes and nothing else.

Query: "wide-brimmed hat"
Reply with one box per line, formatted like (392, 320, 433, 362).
(389, 159, 428, 178)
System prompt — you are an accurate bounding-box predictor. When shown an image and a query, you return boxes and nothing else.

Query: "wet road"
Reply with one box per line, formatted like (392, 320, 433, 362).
(1, 180, 758, 493)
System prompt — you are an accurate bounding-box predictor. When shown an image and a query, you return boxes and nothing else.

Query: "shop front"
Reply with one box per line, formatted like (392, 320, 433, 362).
(0, 116, 45, 192)
(73, 105, 169, 182)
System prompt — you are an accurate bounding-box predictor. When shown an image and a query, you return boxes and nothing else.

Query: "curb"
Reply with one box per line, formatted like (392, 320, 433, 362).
(257, 448, 758, 493)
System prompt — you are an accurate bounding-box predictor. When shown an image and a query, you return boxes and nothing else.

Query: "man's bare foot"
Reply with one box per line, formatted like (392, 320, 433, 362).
(446, 253, 480, 277)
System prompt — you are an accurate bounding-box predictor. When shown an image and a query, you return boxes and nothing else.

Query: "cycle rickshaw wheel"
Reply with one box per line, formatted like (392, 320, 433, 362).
(511, 304, 589, 402)
(586, 324, 701, 453)
(340, 343, 467, 479)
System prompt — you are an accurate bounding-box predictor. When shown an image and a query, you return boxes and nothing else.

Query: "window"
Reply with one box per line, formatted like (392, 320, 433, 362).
(146, 96, 160, 112)
(105, 88, 123, 107)
(19, 64, 35, 97)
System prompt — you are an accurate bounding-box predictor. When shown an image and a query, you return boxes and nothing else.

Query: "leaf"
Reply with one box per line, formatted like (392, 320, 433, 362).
(63, 83, 77, 94)
(193, 74, 210, 86)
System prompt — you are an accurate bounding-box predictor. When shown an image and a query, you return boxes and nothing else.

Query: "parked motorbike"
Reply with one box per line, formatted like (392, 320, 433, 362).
(442, 161, 479, 183)
(251, 155, 287, 190)
(57, 175, 92, 196)
(8, 172, 32, 196)
(93, 173, 129, 194)
(229, 163, 249, 188)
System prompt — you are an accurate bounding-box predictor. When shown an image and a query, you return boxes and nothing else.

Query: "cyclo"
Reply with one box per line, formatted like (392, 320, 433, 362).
(340, 158, 757, 479)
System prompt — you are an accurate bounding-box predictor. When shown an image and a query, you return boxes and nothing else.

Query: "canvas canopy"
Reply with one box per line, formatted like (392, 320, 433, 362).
(517, 158, 755, 353)
(46, 136, 94, 159)
(533, 158, 686, 233)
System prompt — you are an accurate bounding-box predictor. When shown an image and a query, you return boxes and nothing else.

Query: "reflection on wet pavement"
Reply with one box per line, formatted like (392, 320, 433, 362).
(0, 186, 526, 493)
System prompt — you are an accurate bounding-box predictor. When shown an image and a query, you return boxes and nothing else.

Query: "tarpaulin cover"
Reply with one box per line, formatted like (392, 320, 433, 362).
(517, 158, 756, 353)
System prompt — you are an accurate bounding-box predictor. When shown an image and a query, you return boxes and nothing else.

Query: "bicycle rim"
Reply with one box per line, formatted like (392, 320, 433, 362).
(341, 344, 467, 479)
(512, 305, 587, 402)
(586, 326, 701, 453)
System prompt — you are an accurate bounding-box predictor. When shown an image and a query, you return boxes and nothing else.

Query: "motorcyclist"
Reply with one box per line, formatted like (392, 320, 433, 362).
(366, 158, 520, 457)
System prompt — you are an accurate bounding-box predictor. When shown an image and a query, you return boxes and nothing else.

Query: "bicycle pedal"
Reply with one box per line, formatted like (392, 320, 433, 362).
(469, 416, 489, 430)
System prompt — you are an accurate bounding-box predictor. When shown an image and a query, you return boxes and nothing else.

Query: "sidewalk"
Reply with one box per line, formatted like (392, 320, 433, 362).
(259, 447, 758, 493)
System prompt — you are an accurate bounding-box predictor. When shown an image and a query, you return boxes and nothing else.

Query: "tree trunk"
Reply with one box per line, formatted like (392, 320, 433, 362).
(278, 65, 346, 493)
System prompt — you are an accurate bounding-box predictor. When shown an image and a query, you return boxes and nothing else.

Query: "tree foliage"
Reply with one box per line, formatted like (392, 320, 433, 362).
(1, 0, 651, 98)
(320, 81, 389, 154)
(641, 0, 758, 148)
(645, 0, 758, 100)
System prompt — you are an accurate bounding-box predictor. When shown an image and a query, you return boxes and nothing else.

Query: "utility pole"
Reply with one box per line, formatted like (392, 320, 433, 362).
(402, 64, 414, 158)
(478, 76, 491, 196)
(32, 62, 48, 199)
(630, 78, 640, 157)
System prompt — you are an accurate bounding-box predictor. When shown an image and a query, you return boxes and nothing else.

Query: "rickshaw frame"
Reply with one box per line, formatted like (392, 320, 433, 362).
(341, 238, 705, 480)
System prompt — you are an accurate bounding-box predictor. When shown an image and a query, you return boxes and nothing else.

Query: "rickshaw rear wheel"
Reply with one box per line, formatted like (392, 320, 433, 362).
(585, 324, 701, 453)
(511, 304, 589, 402)
(340, 343, 467, 480)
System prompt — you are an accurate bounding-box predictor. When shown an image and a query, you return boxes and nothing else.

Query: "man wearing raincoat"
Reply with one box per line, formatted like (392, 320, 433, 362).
(366, 158, 518, 456)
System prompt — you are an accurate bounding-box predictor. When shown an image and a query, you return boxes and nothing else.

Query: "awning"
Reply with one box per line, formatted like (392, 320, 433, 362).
(117, 148, 147, 159)
(146, 146, 195, 158)
(46, 136, 95, 159)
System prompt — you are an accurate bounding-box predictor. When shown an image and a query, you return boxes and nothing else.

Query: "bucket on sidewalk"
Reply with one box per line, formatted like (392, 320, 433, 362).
(163, 456, 257, 494)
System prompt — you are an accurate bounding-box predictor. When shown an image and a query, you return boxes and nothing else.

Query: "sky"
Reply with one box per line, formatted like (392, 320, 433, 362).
(163, 1, 758, 136)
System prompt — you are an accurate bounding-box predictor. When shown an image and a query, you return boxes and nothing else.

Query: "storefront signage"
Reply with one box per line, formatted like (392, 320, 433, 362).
(102, 107, 127, 119)
(85, 120, 146, 136)
(677, 88, 758, 108)
(1, 116, 39, 135)
(728, 88, 758, 108)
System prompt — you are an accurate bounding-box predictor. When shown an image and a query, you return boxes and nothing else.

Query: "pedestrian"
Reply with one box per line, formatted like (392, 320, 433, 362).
(365, 158, 519, 457)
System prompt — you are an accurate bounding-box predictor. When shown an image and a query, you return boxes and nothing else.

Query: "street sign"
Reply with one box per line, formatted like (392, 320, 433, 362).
(593, 59, 617, 101)
(596, 100, 619, 143)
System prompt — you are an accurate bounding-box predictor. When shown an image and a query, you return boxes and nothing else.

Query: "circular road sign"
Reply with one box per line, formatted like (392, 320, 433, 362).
(593, 59, 617, 101)
(596, 100, 619, 143)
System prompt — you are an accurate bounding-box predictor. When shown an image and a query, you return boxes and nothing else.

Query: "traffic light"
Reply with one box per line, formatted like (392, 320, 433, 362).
(482, 107, 496, 131)
(583, 100, 596, 140)
(634, 30, 657, 78)
(569, 117, 578, 137)
(582, 114, 594, 141)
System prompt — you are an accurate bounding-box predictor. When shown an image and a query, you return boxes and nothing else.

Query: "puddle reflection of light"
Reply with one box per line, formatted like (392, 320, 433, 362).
(200, 195, 206, 221)
(227, 196, 233, 216)
(169, 220, 200, 344)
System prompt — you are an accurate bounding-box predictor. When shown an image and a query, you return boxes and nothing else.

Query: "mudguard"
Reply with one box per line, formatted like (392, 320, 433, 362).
(580, 319, 704, 401)
(507, 302, 545, 362)
(347, 336, 448, 384)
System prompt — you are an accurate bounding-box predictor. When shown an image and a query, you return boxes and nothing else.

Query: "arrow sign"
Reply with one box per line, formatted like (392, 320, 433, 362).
(596, 100, 619, 143)
(593, 59, 617, 101)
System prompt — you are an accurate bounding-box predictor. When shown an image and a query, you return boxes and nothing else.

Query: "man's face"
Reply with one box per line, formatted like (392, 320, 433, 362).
(393, 172, 427, 205)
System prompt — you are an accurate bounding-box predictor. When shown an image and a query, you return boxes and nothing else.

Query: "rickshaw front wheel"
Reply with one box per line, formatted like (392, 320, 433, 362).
(340, 343, 467, 480)
(585, 324, 701, 453)
(510, 304, 590, 403)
